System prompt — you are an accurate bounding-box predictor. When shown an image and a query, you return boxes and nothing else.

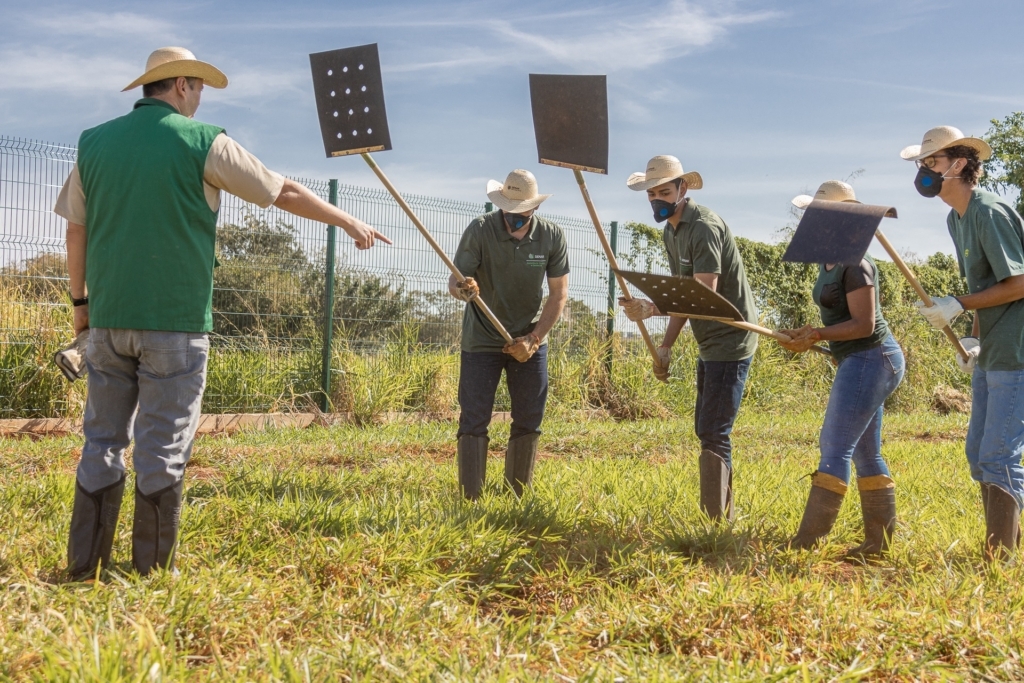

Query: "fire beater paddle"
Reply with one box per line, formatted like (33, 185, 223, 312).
(782, 199, 969, 361)
(616, 270, 832, 357)
(527, 73, 661, 365)
(309, 43, 513, 345)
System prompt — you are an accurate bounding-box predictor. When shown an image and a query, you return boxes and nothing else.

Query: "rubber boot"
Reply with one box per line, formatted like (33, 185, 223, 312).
(790, 472, 846, 549)
(132, 479, 184, 576)
(505, 433, 540, 497)
(981, 483, 1020, 549)
(983, 483, 1020, 563)
(457, 435, 488, 501)
(66, 475, 126, 581)
(698, 450, 735, 522)
(846, 475, 896, 558)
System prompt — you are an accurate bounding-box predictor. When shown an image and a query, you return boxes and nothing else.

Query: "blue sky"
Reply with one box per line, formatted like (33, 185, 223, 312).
(3, 0, 1023, 258)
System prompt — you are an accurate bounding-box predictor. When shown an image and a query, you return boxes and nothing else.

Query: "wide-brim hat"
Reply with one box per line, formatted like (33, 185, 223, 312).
(626, 155, 703, 192)
(900, 125, 992, 162)
(792, 180, 860, 209)
(123, 47, 228, 92)
(486, 169, 551, 213)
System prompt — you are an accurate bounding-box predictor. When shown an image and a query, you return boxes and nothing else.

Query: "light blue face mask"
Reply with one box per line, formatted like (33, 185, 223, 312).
(504, 212, 530, 230)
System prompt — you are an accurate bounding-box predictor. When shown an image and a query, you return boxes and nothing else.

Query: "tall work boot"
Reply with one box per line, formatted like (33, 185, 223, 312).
(699, 450, 734, 522)
(790, 472, 846, 549)
(457, 435, 488, 501)
(132, 479, 184, 576)
(980, 483, 1020, 548)
(846, 475, 896, 558)
(66, 475, 126, 581)
(983, 483, 1020, 563)
(505, 433, 539, 497)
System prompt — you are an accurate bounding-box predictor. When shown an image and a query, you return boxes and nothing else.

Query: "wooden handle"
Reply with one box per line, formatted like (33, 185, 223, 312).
(874, 228, 969, 361)
(669, 313, 830, 357)
(573, 169, 661, 362)
(361, 153, 514, 344)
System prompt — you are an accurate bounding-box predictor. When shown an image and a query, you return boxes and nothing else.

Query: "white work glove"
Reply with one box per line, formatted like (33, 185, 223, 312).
(619, 297, 657, 322)
(54, 329, 90, 382)
(914, 296, 964, 329)
(956, 337, 980, 374)
(452, 277, 479, 303)
(653, 345, 672, 383)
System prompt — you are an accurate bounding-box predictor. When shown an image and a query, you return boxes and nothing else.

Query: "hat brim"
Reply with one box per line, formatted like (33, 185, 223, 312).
(900, 136, 992, 162)
(486, 179, 551, 213)
(791, 194, 861, 209)
(626, 170, 703, 192)
(123, 59, 228, 92)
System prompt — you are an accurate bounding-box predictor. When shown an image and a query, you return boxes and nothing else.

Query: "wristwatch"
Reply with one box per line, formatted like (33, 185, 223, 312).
(71, 295, 89, 307)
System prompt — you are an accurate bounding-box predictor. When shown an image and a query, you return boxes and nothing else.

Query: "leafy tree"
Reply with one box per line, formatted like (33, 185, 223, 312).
(983, 112, 1024, 215)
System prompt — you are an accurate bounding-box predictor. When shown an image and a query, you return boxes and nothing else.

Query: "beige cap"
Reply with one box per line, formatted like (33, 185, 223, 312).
(792, 180, 860, 209)
(900, 125, 992, 162)
(123, 47, 228, 92)
(486, 169, 551, 213)
(626, 155, 703, 192)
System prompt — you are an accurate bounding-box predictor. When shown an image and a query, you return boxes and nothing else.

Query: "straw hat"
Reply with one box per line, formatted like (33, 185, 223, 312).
(626, 155, 703, 192)
(486, 169, 551, 213)
(792, 180, 860, 209)
(122, 47, 228, 92)
(900, 125, 992, 162)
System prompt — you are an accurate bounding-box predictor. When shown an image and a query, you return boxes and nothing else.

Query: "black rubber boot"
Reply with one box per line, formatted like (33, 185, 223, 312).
(983, 483, 1020, 563)
(505, 433, 539, 497)
(846, 475, 896, 558)
(790, 472, 846, 549)
(457, 435, 488, 501)
(132, 479, 184, 576)
(66, 475, 126, 581)
(699, 450, 734, 522)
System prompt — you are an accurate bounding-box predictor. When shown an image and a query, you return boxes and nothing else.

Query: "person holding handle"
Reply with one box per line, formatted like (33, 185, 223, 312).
(901, 126, 1024, 561)
(779, 181, 906, 556)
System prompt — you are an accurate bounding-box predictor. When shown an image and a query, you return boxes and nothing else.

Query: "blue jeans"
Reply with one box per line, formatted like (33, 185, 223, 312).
(78, 329, 209, 496)
(694, 356, 752, 467)
(966, 368, 1024, 508)
(818, 335, 905, 483)
(458, 346, 548, 440)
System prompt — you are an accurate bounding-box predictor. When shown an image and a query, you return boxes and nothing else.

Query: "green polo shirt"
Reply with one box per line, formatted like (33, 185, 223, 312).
(663, 199, 758, 361)
(948, 189, 1024, 371)
(453, 211, 570, 352)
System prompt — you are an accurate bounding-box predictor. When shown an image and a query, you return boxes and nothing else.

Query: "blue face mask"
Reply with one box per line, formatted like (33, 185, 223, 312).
(650, 199, 678, 223)
(504, 212, 530, 230)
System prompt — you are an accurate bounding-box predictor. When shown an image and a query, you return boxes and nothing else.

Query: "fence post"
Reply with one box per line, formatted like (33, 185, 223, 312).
(604, 221, 618, 373)
(320, 179, 339, 413)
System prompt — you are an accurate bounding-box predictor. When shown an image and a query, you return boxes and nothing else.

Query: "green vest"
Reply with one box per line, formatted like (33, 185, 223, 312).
(77, 98, 224, 332)
(811, 255, 889, 363)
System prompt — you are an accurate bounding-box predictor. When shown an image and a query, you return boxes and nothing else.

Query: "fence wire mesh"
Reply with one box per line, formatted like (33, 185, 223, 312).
(0, 135, 652, 417)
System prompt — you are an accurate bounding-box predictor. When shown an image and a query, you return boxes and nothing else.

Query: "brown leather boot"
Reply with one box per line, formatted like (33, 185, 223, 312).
(790, 472, 846, 549)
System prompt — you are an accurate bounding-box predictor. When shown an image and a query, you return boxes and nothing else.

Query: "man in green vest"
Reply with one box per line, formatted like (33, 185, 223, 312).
(619, 155, 758, 522)
(53, 47, 390, 580)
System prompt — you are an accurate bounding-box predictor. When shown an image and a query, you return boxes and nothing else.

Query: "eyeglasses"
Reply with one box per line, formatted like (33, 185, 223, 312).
(916, 154, 950, 170)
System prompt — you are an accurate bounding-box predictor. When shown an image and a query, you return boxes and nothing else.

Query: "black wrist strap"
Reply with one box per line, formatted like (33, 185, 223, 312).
(71, 295, 89, 307)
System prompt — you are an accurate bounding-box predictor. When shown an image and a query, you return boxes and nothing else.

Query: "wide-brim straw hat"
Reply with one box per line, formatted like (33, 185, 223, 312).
(900, 125, 992, 162)
(792, 180, 860, 209)
(123, 47, 228, 92)
(486, 169, 551, 213)
(626, 155, 703, 192)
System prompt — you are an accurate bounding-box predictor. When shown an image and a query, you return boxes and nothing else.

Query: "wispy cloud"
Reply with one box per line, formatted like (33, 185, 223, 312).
(27, 10, 176, 38)
(0, 49, 136, 92)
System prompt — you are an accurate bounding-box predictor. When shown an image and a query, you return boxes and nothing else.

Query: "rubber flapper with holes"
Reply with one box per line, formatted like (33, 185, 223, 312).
(309, 44, 514, 345)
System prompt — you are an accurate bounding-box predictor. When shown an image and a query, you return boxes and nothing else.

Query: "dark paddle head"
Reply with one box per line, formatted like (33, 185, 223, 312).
(529, 74, 608, 174)
(309, 44, 392, 158)
(615, 270, 743, 321)
(783, 200, 898, 264)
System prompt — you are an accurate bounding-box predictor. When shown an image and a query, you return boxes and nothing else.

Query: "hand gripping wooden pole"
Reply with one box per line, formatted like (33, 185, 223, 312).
(573, 169, 660, 362)
(874, 228, 969, 361)
(669, 313, 832, 357)
(361, 153, 514, 344)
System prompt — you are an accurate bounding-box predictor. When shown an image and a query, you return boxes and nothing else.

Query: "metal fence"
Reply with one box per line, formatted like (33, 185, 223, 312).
(0, 135, 653, 417)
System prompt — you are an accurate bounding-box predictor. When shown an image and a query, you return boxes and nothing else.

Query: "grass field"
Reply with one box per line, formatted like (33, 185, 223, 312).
(3, 409, 1022, 681)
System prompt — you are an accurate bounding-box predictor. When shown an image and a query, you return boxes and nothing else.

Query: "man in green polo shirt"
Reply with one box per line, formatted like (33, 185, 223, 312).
(449, 169, 569, 500)
(54, 47, 389, 580)
(619, 155, 758, 521)
(902, 126, 1024, 561)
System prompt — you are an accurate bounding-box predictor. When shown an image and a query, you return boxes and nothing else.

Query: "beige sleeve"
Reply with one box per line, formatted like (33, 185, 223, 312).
(204, 134, 286, 209)
(54, 164, 87, 224)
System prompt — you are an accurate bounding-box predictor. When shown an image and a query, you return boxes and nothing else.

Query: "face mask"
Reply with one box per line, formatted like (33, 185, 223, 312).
(914, 164, 960, 198)
(651, 198, 681, 223)
(504, 212, 530, 230)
